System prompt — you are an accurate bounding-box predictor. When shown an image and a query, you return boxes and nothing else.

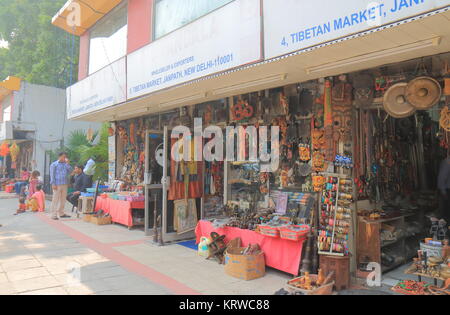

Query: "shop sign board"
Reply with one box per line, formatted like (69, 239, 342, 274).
(264, 0, 450, 59)
(67, 57, 126, 119)
(127, 0, 262, 100)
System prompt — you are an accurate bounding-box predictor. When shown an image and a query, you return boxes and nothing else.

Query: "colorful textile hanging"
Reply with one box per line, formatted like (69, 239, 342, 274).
(0, 141, 10, 157)
(10, 141, 19, 162)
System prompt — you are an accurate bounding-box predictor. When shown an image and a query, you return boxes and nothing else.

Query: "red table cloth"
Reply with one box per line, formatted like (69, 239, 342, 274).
(195, 220, 305, 276)
(95, 197, 145, 228)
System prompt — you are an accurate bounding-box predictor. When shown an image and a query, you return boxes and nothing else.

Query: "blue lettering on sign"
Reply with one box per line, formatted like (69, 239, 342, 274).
(130, 53, 234, 96)
(281, 0, 427, 49)
(72, 95, 114, 116)
(390, 0, 425, 13)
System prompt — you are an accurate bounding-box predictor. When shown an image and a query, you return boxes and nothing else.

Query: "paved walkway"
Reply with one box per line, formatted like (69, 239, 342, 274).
(0, 196, 289, 295)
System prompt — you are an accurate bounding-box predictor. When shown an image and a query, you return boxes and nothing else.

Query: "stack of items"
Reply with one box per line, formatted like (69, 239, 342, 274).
(224, 243, 266, 281)
(318, 176, 353, 256)
(83, 209, 112, 225)
(407, 240, 450, 280)
(286, 270, 335, 295)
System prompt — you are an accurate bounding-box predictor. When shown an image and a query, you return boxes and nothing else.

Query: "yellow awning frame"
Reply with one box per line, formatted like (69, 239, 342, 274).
(0, 76, 21, 103)
(51, 0, 123, 36)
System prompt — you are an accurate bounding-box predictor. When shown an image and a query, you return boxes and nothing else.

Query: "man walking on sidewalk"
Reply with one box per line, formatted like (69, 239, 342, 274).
(50, 152, 72, 220)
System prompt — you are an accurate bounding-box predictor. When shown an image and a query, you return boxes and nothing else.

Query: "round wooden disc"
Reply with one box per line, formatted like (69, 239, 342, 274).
(405, 76, 442, 110)
(383, 83, 416, 118)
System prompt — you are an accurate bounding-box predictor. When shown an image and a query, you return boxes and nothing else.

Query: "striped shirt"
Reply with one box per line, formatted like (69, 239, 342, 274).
(50, 161, 72, 186)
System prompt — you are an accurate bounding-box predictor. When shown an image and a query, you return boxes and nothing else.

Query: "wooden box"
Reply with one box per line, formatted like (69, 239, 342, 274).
(319, 255, 350, 291)
(90, 216, 112, 225)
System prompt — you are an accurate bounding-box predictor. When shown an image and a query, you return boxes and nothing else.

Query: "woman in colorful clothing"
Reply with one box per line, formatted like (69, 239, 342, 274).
(27, 170, 40, 199)
(27, 184, 46, 212)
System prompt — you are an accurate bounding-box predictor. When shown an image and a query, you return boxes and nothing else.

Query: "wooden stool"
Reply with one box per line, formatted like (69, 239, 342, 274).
(78, 196, 94, 214)
(319, 255, 350, 291)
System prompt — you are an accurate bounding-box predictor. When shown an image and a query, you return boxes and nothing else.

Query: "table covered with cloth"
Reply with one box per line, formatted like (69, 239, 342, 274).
(195, 220, 305, 276)
(95, 197, 145, 228)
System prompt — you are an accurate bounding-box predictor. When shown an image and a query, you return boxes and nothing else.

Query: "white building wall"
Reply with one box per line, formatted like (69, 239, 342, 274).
(12, 81, 100, 175)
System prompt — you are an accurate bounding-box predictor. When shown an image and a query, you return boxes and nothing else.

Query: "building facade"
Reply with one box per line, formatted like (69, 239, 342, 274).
(51, 0, 450, 260)
(52, 0, 450, 122)
(0, 77, 99, 190)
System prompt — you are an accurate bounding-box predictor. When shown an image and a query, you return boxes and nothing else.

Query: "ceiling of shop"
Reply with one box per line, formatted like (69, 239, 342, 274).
(74, 10, 450, 122)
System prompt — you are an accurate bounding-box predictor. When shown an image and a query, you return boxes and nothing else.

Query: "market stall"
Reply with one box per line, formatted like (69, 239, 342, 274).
(95, 196, 145, 228)
(196, 221, 306, 276)
(99, 52, 450, 292)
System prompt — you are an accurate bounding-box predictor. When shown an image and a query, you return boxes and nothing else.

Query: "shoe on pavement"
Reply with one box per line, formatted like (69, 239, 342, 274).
(52, 217, 59, 220)
(60, 214, 71, 218)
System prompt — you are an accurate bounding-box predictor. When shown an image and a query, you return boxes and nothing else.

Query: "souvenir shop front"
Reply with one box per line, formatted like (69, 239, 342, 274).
(100, 51, 450, 292)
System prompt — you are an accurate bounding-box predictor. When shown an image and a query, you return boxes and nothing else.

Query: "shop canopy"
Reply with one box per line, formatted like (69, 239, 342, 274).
(0, 76, 21, 104)
(51, 0, 122, 36)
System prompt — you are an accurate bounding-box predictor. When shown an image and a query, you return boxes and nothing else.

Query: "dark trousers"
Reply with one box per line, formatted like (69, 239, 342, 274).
(66, 193, 80, 208)
(15, 182, 27, 195)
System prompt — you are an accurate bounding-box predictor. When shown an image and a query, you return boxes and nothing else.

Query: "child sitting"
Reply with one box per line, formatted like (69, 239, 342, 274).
(15, 196, 27, 215)
(27, 184, 45, 213)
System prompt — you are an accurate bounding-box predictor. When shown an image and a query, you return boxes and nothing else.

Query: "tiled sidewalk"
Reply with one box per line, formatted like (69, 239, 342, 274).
(0, 197, 289, 295)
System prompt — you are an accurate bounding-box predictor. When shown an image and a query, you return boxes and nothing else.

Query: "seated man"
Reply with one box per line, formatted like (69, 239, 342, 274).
(14, 167, 30, 195)
(66, 165, 93, 208)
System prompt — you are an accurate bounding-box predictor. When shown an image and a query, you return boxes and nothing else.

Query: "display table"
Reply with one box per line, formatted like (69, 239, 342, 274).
(195, 220, 305, 276)
(95, 197, 145, 228)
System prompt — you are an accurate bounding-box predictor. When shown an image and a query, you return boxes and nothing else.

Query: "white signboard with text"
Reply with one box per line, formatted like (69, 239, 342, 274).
(67, 57, 126, 119)
(127, 0, 262, 100)
(264, 0, 450, 59)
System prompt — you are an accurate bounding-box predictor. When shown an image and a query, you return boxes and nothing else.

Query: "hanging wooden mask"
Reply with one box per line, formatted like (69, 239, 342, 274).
(353, 74, 374, 107)
(312, 175, 326, 192)
(332, 103, 353, 143)
(298, 143, 311, 162)
(312, 151, 326, 172)
(332, 81, 353, 107)
(312, 129, 325, 150)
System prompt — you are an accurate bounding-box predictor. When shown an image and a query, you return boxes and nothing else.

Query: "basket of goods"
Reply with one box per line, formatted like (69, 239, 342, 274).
(286, 270, 335, 295)
(279, 225, 310, 241)
(258, 225, 280, 238)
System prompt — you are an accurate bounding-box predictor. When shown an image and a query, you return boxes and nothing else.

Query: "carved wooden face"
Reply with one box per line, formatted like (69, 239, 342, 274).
(312, 129, 325, 150)
(333, 105, 352, 142)
(354, 87, 373, 107)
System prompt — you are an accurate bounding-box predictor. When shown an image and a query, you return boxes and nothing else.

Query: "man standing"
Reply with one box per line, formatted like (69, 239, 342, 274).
(84, 157, 96, 181)
(438, 154, 450, 224)
(50, 152, 72, 220)
(67, 165, 92, 208)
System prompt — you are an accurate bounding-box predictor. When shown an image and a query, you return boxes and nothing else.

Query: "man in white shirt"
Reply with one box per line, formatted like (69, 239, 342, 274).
(84, 157, 96, 181)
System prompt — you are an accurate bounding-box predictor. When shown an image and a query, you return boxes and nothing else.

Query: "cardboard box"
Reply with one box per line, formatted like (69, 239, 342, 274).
(224, 247, 265, 281)
(83, 214, 93, 223)
(90, 216, 112, 225)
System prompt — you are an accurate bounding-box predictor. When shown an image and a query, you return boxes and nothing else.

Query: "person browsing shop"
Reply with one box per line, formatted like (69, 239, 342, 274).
(50, 152, 72, 220)
(83, 157, 96, 181)
(67, 164, 92, 208)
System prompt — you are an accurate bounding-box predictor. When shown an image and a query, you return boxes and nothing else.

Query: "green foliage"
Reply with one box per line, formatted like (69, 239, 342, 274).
(51, 124, 109, 182)
(0, 0, 78, 88)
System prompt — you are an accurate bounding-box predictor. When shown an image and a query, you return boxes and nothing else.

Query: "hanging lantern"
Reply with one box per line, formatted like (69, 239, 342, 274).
(10, 141, 19, 162)
(0, 141, 10, 157)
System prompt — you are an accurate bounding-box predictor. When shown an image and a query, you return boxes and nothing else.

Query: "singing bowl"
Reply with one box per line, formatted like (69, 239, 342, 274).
(406, 76, 442, 110)
(383, 83, 416, 118)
